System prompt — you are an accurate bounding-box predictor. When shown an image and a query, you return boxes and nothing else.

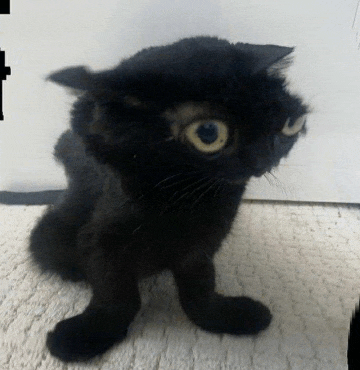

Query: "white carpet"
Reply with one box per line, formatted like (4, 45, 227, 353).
(1, 201, 359, 369)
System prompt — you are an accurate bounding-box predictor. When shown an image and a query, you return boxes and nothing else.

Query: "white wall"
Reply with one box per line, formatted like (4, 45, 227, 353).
(1, 0, 360, 202)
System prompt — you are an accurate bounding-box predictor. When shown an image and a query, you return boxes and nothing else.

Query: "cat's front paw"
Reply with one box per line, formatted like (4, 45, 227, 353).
(226, 296, 272, 335)
(183, 295, 272, 335)
(47, 312, 127, 362)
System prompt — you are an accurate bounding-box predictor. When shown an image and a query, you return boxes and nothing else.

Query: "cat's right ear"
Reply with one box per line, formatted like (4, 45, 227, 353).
(46, 66, 94, 91)
(47, 66, 126, 102)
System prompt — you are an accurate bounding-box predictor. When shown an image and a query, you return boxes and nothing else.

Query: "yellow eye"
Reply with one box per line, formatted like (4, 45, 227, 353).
(281, 115, 307, 136)
(184, 120, 229, 153)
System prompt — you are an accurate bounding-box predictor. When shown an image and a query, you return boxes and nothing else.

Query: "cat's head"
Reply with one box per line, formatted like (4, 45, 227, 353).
(48, 36, 308, 188)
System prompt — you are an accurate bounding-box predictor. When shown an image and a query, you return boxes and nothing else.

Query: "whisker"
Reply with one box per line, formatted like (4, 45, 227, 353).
(159, 171, 205, 190)
(267, 171, 283, 187)
(154, 173, 186, 188)
(264, 173, 273, 186)
(190, 178, 220, 209)
(173, 177, 213, 205)
(167, 176, 210, 204)
(213, 178, 226, 198)
(265, 171, 289, 196)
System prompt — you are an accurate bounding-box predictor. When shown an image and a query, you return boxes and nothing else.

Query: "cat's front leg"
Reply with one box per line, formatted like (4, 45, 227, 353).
(46, 225, 141, 362)
(173, 250, 272, 335)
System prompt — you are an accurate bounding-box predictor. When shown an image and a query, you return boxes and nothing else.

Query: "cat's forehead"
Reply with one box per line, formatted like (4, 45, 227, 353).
(162, 102, 213, 124)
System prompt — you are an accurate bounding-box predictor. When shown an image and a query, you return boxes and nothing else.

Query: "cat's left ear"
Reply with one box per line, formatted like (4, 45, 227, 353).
(235, 43, 294, 74)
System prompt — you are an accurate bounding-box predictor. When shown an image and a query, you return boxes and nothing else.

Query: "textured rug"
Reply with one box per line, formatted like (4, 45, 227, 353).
(1, 201, 359, 369)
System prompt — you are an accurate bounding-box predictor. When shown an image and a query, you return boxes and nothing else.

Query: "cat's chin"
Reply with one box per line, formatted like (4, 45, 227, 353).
(228, 178, 248, 185)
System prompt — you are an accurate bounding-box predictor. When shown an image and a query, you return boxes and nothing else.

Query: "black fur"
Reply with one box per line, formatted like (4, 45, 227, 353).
(30, 36, 308, 362)
(348, 301, 360, 369)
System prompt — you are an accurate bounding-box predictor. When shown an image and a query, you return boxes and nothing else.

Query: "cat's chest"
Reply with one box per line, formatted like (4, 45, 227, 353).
(127, 211, 230, 276)
(93, 174, 243, 259)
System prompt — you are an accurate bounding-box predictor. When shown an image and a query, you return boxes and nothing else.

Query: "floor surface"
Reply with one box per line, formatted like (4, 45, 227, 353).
(1, 201, 359, 369)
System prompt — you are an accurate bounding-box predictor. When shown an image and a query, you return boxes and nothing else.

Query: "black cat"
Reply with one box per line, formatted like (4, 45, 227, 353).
(30, 36, 308, 362)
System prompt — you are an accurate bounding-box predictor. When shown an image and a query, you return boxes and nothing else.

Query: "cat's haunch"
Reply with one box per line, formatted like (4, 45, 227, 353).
(30, 36, 308, 362)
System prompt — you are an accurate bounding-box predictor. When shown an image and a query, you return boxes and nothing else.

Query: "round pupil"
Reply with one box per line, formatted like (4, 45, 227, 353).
(196, 122, 218, 144)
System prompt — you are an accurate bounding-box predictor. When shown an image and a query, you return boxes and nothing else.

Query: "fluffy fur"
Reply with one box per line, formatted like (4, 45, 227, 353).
(30, 36, 308, 362)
